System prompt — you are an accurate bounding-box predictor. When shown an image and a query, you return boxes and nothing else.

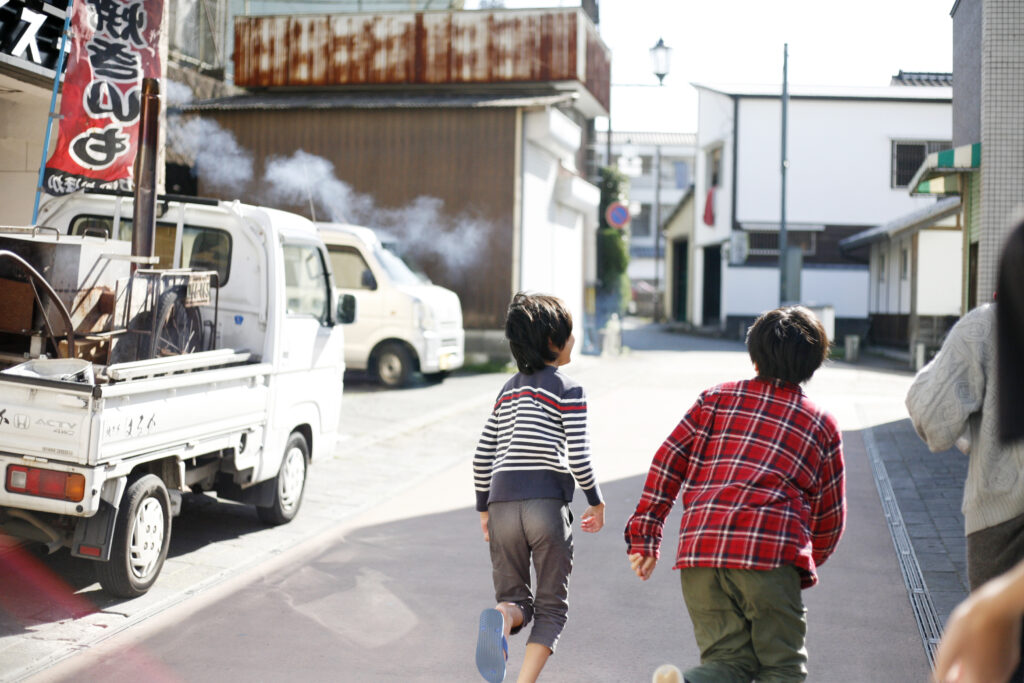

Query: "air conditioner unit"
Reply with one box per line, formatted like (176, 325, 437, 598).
(728, 231, 749, 264)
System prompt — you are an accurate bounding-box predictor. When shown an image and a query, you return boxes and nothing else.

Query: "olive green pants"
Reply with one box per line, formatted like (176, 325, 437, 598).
(679, 566, 808, 683)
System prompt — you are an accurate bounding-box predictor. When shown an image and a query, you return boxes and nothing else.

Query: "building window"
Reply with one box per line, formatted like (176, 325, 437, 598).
(747, 231, 817, 256)
(631, 204, 651, 237)
(900, 247, 909, 281)
(708, 147, 723, 187)
(673, 161, 690, 189)
(878, 252, 886, 283)
(892, 140, 951, 188)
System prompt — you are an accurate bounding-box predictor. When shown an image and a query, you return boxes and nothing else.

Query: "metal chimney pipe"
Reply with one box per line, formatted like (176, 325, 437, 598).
(131, 78, 160, 270)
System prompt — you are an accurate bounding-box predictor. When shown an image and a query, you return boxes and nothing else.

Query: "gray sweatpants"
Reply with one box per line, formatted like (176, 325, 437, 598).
(487, 498, 574, 652)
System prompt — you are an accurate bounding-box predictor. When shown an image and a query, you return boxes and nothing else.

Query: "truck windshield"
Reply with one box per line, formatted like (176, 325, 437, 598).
(374, 245, 425, 287)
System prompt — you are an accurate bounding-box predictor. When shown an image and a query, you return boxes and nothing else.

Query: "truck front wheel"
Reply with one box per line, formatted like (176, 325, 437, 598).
(95, 474, 171, 599)
(257, 432, 309, 525)
(373, 342, 413, 388)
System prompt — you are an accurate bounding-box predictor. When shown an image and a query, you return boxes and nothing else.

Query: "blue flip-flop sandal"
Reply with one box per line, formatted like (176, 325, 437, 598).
(476, 608, 508, 683)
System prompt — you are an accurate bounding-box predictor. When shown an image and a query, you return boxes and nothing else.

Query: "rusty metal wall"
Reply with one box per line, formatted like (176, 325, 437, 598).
(197, 107, 517, 330)
(233, 9, 610, 112)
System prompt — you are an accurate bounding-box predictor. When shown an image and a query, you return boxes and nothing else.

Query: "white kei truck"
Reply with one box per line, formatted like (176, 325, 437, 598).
(317, 223, 464, 387)
(0, 191, 355, 598)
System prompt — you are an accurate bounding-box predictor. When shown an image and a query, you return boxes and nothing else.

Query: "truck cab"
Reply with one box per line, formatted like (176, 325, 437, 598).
(318, 223, 464, 387)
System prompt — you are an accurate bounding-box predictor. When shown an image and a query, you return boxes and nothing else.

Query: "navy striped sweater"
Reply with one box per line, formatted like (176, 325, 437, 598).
(474, 365, 603, 512)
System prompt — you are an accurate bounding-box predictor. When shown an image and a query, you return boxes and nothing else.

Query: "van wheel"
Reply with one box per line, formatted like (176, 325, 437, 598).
(95, 475, 171, 599)
(257, 432, 309, 525)
(373, 342, 413, 388)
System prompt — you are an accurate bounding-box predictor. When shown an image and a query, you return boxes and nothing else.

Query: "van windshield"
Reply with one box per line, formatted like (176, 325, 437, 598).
(374, 244, 425, 287)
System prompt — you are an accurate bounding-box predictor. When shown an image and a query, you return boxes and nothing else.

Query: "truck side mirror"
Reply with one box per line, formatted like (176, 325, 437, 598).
(337, 293, 356, 324)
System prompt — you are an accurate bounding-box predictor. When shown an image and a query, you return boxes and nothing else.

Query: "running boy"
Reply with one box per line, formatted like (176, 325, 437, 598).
(624, 306, 846, 683)
(474, 292, 605, 683)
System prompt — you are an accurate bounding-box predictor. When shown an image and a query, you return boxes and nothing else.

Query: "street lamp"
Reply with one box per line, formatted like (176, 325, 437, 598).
(650, 38, 672, 86)
(650, 38, 670, 321)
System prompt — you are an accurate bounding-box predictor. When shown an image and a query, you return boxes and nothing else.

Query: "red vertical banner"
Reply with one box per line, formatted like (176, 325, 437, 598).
(43, 0, 164, 195)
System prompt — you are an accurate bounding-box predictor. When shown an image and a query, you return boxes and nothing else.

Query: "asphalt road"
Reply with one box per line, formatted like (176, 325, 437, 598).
(8, 323, 932, 682)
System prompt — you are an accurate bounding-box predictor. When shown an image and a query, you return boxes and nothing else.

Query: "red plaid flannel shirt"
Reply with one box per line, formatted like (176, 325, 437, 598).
(624, 377, 846, 588)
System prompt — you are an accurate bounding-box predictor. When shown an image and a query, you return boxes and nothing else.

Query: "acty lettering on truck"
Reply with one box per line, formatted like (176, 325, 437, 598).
(318, 222, 464, 388)
(0, 190, 355, 598)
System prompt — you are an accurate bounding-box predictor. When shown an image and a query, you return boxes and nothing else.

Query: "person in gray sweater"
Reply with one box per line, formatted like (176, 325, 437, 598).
(909, 218, 1024, 683)
(907, 301, 1024, 590)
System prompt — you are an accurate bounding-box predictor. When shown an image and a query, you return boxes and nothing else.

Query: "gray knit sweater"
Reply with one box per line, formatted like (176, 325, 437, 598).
(906, 304, 1024, 535)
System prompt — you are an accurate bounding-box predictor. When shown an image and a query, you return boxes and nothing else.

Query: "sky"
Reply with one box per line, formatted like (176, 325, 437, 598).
(465, 0, 955, 133)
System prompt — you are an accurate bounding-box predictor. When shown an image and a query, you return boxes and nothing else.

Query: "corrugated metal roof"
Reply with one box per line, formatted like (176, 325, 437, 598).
(595, 131, 696, 147)
(231, 8, 610, 116)
(839, 197, 961, 251)
(692, 82, 951, 102)
(176, 89, 576, 112)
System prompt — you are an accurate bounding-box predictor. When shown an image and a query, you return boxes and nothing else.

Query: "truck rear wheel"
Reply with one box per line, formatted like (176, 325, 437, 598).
(95, 474, 171, 598)
(257, 432, 309, 525)
(373, 342, 413, 388)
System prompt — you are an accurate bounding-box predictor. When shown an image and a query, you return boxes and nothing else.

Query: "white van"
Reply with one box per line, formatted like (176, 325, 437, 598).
(318, 223, 465, 387)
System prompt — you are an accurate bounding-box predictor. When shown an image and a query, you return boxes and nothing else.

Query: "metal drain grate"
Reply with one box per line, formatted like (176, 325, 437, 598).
(863, 427, 944, 668)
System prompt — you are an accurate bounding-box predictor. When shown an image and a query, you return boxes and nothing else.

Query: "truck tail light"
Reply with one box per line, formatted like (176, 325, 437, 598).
(6, 465, 85, 502)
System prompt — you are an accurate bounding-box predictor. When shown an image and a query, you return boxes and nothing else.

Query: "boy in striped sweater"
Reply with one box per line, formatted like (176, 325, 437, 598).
(473, 293, 605, 683)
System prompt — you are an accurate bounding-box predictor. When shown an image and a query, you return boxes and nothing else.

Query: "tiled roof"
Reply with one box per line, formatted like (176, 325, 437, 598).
(594, 131, 696, 147)
(890, 71, 953, 87)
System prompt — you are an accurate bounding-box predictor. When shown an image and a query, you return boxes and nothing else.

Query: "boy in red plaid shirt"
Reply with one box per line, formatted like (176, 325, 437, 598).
(625, 306, 846, 683)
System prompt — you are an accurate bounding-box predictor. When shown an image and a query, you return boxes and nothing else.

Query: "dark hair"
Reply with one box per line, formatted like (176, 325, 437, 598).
(746, 306, 829, 385)
(997, 219, 1024, 442)
(505, 292, 573, 374)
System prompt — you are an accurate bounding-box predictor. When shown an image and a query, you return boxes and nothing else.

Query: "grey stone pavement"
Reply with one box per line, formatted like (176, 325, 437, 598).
(0, 318, 972, 681)
(870, 410, 970, 639)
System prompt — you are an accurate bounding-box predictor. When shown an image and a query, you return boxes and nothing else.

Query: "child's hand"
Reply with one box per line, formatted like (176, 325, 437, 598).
(480, 511, 490, 542)
(580, 503, 605, 533)
(629, 552, 657, 581)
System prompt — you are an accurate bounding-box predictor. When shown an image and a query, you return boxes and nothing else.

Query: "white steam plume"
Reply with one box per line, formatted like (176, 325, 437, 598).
(166, 115, 254, 195)
(164, 80, 194, 107)
(263, 150, 486, 277)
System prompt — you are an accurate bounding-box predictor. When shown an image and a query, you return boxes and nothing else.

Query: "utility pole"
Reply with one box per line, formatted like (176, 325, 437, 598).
(653, 144, 662, 322)
(779, 43, 789, 305)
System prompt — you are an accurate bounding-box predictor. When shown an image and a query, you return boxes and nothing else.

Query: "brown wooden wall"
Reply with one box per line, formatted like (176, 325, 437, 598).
(197, 107, 517, 329)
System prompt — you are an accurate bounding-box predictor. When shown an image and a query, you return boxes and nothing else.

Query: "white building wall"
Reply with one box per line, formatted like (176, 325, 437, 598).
(917, 230, 963, 315)
(0, 89, 51, 225)
(735, 98, 952, 226)
(694, 89, 735, 248)
(725, 266, 869, 319)
(520, 109, 594, 344)
(692, 89, 737, 325)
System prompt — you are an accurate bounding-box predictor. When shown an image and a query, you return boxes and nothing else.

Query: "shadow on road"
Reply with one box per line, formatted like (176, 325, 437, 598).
(0, 493, 274, 636)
